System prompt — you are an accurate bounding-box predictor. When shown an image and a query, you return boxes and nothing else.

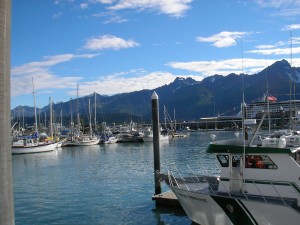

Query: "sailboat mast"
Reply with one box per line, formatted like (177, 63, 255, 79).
(94, 92, 96, 133)
(76, 83, 80, 128)
(70, 98, 74, 132)
(164, 106, 167, 130)
(32, 77, 38, 133)
(174, 108, 176, 131)
(89, 98, 92, 136)
(60, 110, 62, 129)
(49, 97, 53, 139)
(22, 106, 24, 129)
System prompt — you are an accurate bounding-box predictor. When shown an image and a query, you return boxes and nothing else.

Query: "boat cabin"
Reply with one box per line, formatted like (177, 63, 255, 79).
(12, 138, 38, 148)
(207, 135, 300, 207)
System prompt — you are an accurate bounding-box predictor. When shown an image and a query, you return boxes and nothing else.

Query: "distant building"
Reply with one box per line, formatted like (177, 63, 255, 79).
(243, 96, 299, 119)
(200, 95, 300, 129)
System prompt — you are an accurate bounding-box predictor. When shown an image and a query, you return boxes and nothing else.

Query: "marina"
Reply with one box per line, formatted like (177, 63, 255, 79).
(12, 131, 214, 225)
(3, 1, 300, 225)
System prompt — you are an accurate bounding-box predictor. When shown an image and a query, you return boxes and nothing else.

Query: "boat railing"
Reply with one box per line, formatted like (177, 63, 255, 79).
(246, 179, 300, 208)
(166, 163, 220, 192)
(271, 182, 288, 207)
(186, 164, 217, 195)
(167, 165, 300, 209)
(167, 165, 191, 191)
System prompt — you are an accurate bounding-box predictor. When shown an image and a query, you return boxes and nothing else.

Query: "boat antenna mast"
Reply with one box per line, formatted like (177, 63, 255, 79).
(240, 35, 247, 193)
(264, 49, 271, 136)
(288, 14, 295, 131)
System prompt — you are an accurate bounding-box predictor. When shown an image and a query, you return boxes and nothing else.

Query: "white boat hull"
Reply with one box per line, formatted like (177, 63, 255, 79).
(104, 137, 118, 144)
(171, 187, 300, 225)
(12, 143, 57, 154)
(62, 139, 100, 146)
(56, 142, 63, 148)
(143, 135, 169, 142)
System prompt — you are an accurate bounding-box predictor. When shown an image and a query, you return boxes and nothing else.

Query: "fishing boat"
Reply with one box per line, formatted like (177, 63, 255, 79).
(161, 119, 300, 224)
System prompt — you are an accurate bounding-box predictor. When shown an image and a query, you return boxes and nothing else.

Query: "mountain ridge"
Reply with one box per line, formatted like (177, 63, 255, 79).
(12, 59, 300, 125)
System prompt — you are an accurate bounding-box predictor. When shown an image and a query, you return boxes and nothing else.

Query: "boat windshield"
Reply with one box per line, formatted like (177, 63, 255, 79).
(245, 155, 278, 169)
(216, 154, 229, 167)
(292, 151, 300, 165)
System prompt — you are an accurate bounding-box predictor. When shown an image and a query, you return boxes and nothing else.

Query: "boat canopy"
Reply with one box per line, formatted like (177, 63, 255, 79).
(206, 142, 293, 154)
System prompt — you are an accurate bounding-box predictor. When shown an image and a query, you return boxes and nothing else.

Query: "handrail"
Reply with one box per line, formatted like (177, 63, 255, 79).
(187, 164, 216, 195)
(271, 183, 288, 207)
(251, 179, 267, 203)
(167, 164, 300, 209)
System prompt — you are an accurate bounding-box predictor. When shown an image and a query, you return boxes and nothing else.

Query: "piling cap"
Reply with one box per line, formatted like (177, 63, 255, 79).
(151, 91, 158, 100)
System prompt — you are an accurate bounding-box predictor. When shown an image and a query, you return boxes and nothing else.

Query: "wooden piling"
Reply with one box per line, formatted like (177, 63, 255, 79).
(151, 91, 161, 195)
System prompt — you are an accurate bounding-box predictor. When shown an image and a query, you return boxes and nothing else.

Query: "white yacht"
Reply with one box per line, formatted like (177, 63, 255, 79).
(161, 125, 300, 224)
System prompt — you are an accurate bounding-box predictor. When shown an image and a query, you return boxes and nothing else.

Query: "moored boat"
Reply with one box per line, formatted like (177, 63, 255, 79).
(143, 126, 169, 142)
(12, 138, 57, 154)
(104, 136, 118, 144)
(161, 128, 300, 225)
(62, 135, 100, 146)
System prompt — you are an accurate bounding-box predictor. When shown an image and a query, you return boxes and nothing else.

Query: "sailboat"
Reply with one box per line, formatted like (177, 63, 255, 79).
(62, 85, 100, 146)
(164, 106, 186, 138)
(12, 78, 57, 154)
(72, 98, 100, 145)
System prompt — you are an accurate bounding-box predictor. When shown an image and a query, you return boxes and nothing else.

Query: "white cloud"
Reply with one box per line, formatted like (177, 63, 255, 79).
(166, 58, 298, 76)
(12, 54, 98, 76)
(83, 35, 140, 50)
(103, 15, 128, 24)
(283, 24, 300, 31)
(196, 31, 250, 48)
(69, 70, 176, 96)
(254, 0, 300, 8)
(247, 47, 300, 55)
(76, 57, 300, 98)
(254, 0, 300, 17)
(80, 3, 89, 9)
(94, 0, 116, 4)
(255, 45, 276, 49)
(105, 0, 193, 18)
(11, 54, 99, 97)
(11, 72, 82, 98)
(53, 12, 62, 19)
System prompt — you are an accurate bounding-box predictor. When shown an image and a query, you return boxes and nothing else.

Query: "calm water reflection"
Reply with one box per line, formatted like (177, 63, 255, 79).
(13, 131, 236, 225)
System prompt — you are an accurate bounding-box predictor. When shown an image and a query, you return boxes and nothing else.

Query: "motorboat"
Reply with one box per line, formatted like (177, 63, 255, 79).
(161, 121, 300, 224)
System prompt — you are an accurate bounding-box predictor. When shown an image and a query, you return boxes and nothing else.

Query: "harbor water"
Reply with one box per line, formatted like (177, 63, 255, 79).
(12, 131, 236, 225)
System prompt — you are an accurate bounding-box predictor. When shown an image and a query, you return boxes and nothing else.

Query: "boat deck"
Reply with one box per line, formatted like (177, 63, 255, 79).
(173, 178, 300, 212)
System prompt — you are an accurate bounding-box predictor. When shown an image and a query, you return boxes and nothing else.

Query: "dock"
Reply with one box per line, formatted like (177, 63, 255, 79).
(152, 191, 182, 208)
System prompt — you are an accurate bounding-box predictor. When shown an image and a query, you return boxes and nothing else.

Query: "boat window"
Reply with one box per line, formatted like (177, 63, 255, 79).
(293, 152, 300, 164)
(216, 155, 229, 167)
(232, 155, 241, 167)
(245, 155, 278, 169)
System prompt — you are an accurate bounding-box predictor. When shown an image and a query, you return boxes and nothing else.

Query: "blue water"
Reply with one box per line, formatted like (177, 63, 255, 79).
(12, 131, 235, 225)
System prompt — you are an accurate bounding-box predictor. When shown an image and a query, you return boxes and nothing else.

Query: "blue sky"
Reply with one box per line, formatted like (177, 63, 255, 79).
(11, 0, 300, 108)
